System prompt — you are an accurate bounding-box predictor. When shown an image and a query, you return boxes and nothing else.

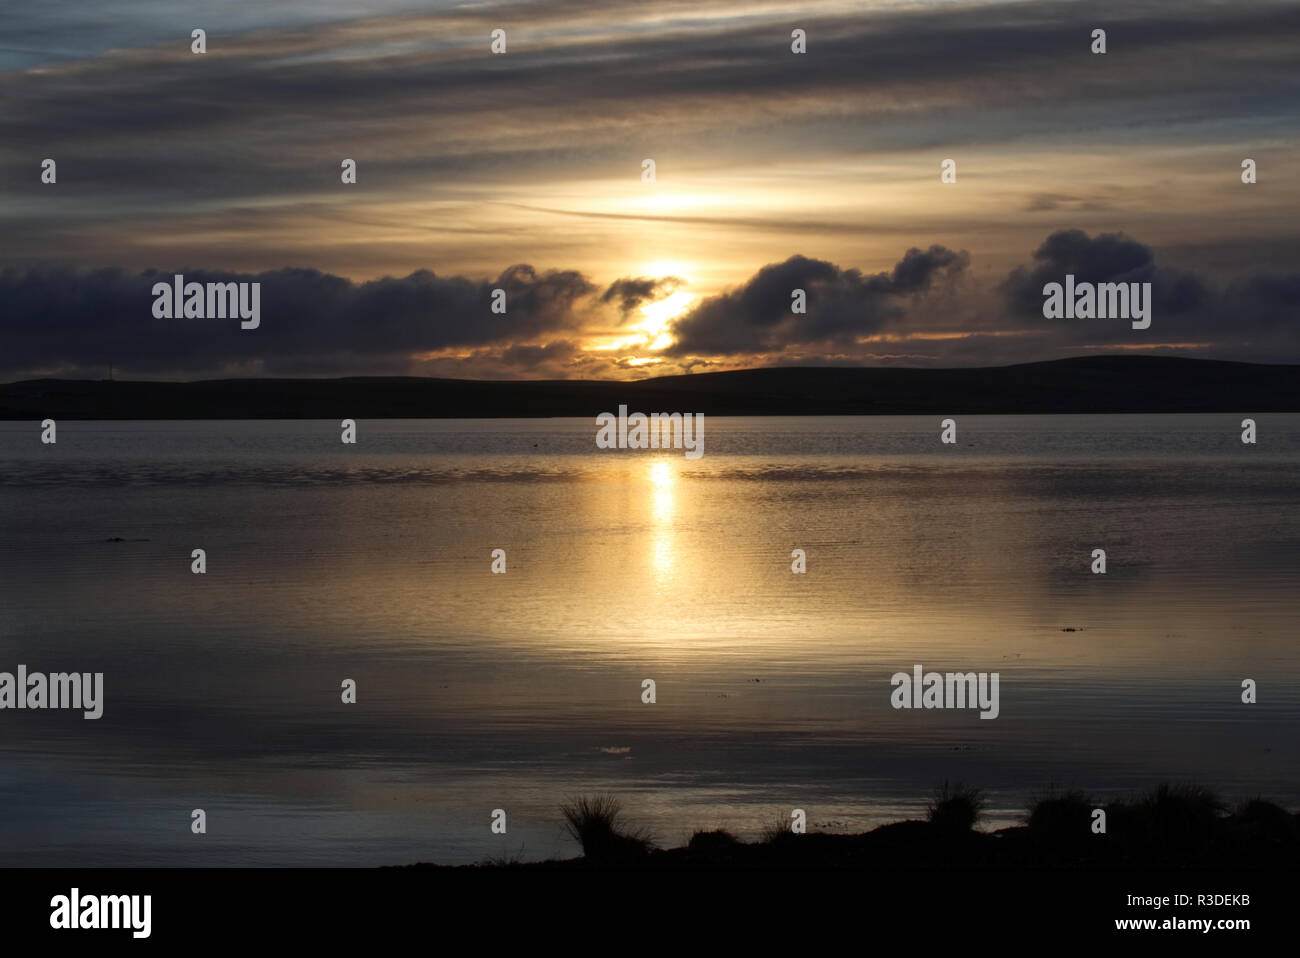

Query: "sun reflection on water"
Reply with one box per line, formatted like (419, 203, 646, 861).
(649, 458, 676, 579)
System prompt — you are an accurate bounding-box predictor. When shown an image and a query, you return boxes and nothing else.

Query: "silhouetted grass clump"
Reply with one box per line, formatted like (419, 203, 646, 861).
(1232, 797, 1293, 828)
(1138, 782, 1224, 848)
(928, 781, 985, 834)
(1225, 797, 1298, 847)
(760, 815, 798, 844)
(1026, 789, 1095, 846)
(560, 794, 653, 863)
(482, 845, 527, 867)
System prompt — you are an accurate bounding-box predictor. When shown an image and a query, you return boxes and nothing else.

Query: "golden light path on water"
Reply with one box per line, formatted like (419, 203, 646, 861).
(649, 458, 677, 583)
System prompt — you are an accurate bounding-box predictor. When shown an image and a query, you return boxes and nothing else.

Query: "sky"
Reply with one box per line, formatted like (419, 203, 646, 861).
(1, 0, 1298, 380)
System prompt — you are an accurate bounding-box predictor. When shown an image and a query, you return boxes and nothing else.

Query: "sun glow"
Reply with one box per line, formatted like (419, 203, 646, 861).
(637, 260, 694, 281)
(635, 289, 695, 349)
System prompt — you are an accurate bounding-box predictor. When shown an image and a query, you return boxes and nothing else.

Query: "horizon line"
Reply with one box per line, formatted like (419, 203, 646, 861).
(6, 353, 1298, 389)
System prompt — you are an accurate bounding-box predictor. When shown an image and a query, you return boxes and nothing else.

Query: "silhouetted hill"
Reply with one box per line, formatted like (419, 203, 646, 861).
(2, 355, 1297, 419)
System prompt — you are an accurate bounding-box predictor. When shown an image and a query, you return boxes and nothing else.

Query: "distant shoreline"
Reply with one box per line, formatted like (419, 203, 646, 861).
(3, 356, 1298, 420)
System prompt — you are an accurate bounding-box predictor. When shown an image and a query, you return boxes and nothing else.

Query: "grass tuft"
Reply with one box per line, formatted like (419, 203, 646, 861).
(927, 781, 986, 833)
(560, 794, 653, 862)
(1026, 788, 1096, 842)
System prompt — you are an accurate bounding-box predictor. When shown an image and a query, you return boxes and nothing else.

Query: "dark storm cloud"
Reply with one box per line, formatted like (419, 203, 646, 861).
(601, 276, 683, 320)
(998, 229, 1299, 351)
(667, 246, 968, 356)
(0, 264, 594, 378)
(1002, 229, 1207, 319)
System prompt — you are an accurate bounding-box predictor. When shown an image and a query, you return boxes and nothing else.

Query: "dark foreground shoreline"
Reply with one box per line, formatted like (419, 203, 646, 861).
(4, 861, 1290, 944)
(397, 787, 1300, 871)
(1, 785, 1291, 942)
(4, 355, 1299, 419)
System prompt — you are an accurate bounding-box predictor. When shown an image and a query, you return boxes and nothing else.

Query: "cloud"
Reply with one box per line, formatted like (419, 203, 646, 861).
(3, 229, 1299, 381)
(497, 339, 582, 370)
(1022, 193, 1115, 214)
(601, 276, 683, 321)
(1001, 229, 1207, 319)
(0, 263, 595, 378)
(996, 229, 1300, 358)
(666, 246, 968, 356)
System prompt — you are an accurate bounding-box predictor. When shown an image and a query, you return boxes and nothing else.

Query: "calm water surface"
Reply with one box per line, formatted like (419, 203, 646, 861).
(1, 415, 1297, 865)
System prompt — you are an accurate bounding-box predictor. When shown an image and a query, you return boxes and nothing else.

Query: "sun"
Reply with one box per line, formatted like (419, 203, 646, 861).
(588, 265, 696, 358)
(635, 289, 696, 350)
(638, 259, 694, 282)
